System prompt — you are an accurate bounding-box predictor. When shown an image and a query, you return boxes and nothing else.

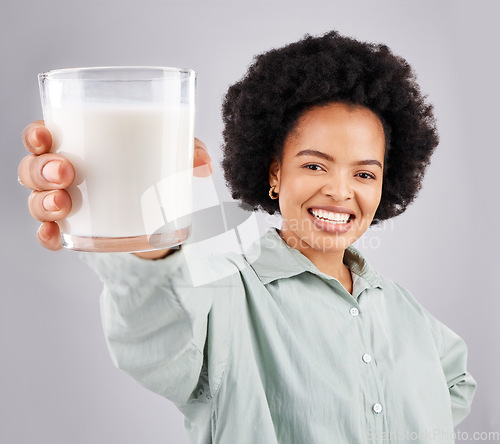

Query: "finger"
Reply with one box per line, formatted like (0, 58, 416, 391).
(37, 222, 63, 251)
(22, 121, 53, 155)
(28, 190, 72, 222)
(18, 153, 75, 191)
(193, 138, 213, 178)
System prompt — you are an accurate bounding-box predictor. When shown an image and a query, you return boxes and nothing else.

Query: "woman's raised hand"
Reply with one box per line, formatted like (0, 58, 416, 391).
(18, 120, 213, 257)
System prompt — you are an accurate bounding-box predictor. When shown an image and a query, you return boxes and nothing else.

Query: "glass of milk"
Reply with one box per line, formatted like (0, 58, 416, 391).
(38, 66, 196, 252)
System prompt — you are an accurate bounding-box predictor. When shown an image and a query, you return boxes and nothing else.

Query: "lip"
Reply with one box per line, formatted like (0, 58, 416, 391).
(307, 207, 354, 234)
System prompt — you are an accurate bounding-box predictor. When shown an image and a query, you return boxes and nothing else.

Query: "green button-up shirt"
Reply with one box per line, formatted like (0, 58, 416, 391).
(84, 227, 476, 443)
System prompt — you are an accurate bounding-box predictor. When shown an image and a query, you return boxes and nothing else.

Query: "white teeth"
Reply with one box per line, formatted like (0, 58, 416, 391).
(311, 209, 352, 223)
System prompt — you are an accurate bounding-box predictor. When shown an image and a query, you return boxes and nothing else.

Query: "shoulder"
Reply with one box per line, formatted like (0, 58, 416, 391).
(368, 265, 432, 322)
(346, 244, 428, 314)
(371, 268, 451, 354)
(379, 273, 424, 309)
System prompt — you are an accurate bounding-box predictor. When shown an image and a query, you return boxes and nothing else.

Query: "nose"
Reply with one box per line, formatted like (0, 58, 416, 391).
(321, 175, 353, 201)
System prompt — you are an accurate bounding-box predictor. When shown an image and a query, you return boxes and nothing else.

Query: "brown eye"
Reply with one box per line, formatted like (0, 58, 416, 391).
(304, 164, 323, 171)
(357, 172, 375, 180)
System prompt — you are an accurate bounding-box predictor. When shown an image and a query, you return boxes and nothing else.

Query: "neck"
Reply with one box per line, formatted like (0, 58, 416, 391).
(278, 228, 353, 294)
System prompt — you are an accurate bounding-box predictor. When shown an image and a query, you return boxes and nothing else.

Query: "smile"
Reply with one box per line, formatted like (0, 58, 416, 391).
(306, 207, 355, 234)
(308, 208, 353, 224)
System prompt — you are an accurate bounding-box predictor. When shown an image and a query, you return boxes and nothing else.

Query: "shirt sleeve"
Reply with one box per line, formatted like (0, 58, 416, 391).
(81, 248, 235, 407)
(423, 308, 477, 427)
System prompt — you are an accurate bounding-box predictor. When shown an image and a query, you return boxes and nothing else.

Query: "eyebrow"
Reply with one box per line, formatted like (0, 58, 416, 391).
(296, 149, 383, 169)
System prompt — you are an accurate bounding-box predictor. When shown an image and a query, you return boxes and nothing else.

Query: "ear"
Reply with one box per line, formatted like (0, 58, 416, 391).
(268, 157, 281, 192)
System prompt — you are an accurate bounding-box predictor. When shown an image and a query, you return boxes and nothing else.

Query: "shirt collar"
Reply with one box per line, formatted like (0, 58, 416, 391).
(244, 227, 383, 291)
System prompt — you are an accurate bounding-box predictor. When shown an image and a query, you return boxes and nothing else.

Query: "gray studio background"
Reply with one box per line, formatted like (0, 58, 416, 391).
(1, 0, 499, 443)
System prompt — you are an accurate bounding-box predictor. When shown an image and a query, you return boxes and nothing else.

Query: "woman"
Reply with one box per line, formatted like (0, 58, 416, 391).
(19, 31, 476, 443)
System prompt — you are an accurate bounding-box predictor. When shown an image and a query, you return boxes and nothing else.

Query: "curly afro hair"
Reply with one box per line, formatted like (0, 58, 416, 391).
(221, 30, 439, 224)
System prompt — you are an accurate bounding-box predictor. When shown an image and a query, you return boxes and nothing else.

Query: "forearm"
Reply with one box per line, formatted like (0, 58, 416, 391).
(425, 310, 477, 426)
(448, 371, 477, 427)
(82, 250, 213, 405)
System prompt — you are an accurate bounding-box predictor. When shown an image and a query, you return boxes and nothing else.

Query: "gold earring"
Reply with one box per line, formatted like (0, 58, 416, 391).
(269, 186, 279, 200)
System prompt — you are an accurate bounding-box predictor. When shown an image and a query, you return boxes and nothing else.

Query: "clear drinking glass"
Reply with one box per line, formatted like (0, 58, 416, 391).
(38, 66, 196, 252)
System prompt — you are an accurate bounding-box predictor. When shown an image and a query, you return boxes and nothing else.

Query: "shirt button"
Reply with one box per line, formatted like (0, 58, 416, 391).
(362, 353, 372, 363)
(372, 403, 383, 414)
(349, 307, 359, 317)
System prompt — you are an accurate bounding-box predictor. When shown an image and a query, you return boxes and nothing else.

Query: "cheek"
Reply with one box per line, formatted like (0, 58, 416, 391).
(280, 174, 318, 202)
(278, 174, 313, 215)
(281, 177, 303, 195)
(359, 186, 383, 216)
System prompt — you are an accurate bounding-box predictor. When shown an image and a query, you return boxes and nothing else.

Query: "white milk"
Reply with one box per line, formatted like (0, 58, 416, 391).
(45, 103, 194, 238)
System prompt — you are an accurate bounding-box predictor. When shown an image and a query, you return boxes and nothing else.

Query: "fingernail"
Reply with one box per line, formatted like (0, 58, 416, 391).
(28, 129, 41, 149)
(37, 224, 50, 241)
(42, 161, 62, 183)
(42, 193, 60, 212)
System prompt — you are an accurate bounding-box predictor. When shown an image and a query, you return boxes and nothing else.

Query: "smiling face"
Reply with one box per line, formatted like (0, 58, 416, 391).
(269, 102, 386, 258)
